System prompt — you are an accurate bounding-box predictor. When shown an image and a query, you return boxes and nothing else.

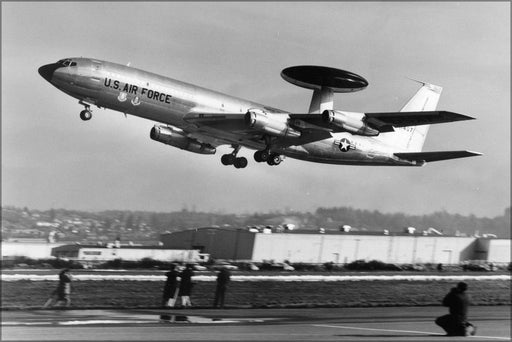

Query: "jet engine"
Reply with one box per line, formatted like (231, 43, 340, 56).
(322, 110, 380, 136)
(245, 109, 301, 138)
(150, 125, 216, 154)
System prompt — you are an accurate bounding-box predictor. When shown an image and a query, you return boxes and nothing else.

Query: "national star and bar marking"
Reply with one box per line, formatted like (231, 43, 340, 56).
(339, 138, 352, 152)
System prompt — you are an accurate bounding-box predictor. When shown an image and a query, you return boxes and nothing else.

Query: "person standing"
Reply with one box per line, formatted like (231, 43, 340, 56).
(213, 267, 231, 308)
(435, 282, 476, 336)
(162, 264, 179, 307)
(178, 265, 195, 308)
(44, 269, 72, 308)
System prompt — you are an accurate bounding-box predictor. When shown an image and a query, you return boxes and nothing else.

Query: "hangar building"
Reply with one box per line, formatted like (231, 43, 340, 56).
(161, 227, 510, 264)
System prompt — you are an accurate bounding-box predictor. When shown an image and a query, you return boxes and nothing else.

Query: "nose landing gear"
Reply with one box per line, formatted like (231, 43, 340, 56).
(79, 101, 92, 121)
(221, 145, 248, 169)
(80, 109, 92, 121)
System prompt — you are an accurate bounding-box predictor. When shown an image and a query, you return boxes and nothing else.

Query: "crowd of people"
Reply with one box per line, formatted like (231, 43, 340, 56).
(43, 264, 233, 310)
(161, 264, 231, 309)
(44, 267, 478, 336)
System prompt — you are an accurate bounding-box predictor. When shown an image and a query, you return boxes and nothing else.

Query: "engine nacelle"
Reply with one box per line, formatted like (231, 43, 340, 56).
(150, 125, 216, 155)
(322, 110, 380, 136)
(244, 109, 301, 138)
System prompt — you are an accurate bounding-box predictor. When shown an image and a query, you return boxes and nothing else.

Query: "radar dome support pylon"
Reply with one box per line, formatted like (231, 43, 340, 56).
(308, 87, 334, 114)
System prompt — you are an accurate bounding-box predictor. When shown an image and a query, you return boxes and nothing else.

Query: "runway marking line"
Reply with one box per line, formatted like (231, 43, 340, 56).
(314, 324, 510, 340)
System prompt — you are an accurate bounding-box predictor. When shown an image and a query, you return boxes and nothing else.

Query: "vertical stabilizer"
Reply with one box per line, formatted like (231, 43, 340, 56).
(377, 82, 442, 152)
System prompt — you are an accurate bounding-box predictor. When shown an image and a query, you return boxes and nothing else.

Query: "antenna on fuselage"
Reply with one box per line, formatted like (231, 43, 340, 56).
(405, 77, 427, 86)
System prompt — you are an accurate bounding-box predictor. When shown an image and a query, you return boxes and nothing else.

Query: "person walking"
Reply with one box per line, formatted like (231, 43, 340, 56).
(44, 268, 72, 308)
(162, 264, 180, 307)
(178, 265, 194, 308)
(213, 267, 231, 309)
(435, 282, 476, 336)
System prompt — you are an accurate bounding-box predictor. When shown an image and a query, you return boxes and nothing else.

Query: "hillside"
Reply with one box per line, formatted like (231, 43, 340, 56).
(1, 206, 509, 243)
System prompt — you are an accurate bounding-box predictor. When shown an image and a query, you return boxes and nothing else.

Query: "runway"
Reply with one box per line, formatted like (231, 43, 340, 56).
(2, 306, 510, 341)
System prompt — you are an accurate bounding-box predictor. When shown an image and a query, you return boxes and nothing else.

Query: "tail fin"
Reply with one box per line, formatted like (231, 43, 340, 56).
(377, 82, 442, 152)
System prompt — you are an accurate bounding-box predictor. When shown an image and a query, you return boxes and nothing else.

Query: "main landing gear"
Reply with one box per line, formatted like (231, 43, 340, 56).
(252, 136, 283, 166)
(79, 101, 92, 121)
(221, 145, 248, 169)
(253, 150, 282, 166)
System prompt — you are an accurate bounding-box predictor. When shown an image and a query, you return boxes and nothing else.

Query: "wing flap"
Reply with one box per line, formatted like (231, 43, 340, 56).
(183, 112, 246, 124)
(394, 150, 482, 162)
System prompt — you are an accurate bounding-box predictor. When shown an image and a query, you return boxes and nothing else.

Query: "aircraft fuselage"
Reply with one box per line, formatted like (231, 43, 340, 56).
(39, 57, 424, 167)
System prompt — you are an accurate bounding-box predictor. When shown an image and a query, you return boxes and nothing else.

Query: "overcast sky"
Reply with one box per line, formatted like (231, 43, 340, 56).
(2, 2, 510, 217)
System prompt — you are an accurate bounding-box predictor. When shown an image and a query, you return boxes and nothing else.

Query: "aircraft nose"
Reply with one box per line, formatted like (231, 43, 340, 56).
(38, 63, 60, 82)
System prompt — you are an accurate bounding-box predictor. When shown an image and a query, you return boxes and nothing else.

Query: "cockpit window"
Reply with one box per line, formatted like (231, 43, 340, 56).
(56, 59, 75, 67)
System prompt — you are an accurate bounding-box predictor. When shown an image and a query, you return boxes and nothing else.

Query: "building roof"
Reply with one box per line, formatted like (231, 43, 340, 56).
(161, 226, 251, 236)
(161, 226, 462, 237)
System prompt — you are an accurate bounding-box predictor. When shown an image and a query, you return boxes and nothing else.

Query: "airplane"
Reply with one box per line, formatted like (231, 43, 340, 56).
(38, 58, 481, 169)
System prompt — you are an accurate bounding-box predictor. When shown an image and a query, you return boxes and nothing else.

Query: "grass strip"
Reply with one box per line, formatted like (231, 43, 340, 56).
(2, 279, 509, 309)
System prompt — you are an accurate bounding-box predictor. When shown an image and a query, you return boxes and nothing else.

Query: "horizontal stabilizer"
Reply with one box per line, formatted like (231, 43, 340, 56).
(394, 150, 482, 162)
(365, 111, 474, 128)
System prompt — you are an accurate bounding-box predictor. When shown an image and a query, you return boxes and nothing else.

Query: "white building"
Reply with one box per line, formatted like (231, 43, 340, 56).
(51, 244, 208, 263)
(162, 227, 511, 265)
(2, 241, 67, 259)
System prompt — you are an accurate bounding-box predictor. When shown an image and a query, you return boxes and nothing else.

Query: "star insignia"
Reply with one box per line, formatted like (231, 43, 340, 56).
(339, 138, 351, 152)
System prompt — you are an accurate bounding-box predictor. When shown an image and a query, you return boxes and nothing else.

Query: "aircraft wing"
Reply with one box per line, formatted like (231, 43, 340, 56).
(394, 150, 482, 162)
(182, 113, 265, 147)
(183, 111, 475, 142)
(363, 111, 475, 132)
(288, 111, 475, 133)
(183, 112, 332, 147)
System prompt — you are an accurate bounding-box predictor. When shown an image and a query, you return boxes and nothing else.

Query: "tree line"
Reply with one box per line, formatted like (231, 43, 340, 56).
(3, 206, 509, 239)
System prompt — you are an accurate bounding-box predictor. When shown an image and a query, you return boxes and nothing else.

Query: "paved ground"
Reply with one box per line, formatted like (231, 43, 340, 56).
(2, 306, 510, 341)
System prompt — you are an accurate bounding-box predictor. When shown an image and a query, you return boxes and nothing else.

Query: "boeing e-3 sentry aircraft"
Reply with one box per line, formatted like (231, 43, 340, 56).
(38, 58, 481, 168)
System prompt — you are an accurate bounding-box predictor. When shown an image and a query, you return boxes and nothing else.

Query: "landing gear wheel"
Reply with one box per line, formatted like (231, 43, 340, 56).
(221, 154, 236, 166)
(254, 150, 271, 163)
(234, 157, 248, 169)
(254, 151, 264, 163)
(78, 101, 93, 121)
(80, 110, 92, 121)
(222, 145, 247, 168)
(267, 154, 282, 166)
(261, 151, 270, 162)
